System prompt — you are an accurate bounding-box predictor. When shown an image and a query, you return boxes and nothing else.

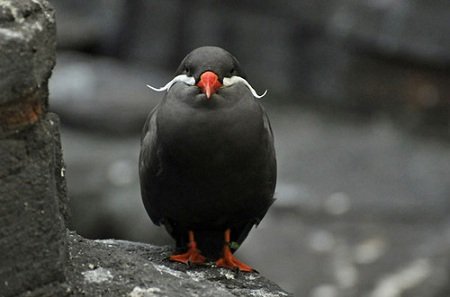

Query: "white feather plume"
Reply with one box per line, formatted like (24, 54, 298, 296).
(223, 76, 268, 99)
(146, 74, 195, 92)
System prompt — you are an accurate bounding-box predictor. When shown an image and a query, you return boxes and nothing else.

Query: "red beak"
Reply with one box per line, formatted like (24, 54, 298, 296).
(197, 71, 222, 99)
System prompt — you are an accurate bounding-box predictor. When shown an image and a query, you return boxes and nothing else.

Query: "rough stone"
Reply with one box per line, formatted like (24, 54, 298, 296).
(0, 0, 56, 135)
(0, 0, 55, 105)
(0, 114, 67, 297)
(58, 232, 291, 297)
(0, 1, 66, 296)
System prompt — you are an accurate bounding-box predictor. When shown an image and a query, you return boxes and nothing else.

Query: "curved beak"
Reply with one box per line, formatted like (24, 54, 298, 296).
(196, 71, 223, 99)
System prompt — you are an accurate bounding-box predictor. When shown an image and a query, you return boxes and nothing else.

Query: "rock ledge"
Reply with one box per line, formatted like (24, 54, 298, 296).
(61, 232, 291, 297)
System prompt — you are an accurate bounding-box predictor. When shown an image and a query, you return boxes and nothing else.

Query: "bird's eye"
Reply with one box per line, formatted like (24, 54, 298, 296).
(229, 68, 235, 75)
(183, 67, 190, 75)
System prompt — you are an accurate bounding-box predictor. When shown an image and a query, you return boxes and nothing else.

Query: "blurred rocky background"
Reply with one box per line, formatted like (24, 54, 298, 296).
(47, 0, 450, 296)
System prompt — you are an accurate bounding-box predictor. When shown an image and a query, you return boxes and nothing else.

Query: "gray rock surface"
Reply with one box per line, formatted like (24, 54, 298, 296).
(11, 231, 292, 297)
(0, 0, 55, 105)
(0, 114, 68, 297)
(62, 232, 291, 297)
(0, 1, 66, 296)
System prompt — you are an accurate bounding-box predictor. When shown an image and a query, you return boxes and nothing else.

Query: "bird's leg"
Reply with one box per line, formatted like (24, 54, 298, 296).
(170, 230, 206, 265)
(216, 229, 254, 272)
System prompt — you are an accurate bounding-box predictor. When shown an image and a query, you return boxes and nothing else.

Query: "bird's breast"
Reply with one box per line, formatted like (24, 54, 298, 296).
(157, 94, 266, 166)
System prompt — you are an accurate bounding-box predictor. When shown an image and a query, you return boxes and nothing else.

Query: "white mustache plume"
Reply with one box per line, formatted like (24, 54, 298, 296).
(146, 74, 195, 92)
(223, 76, 267, 99)
(147, 74, 267, 99)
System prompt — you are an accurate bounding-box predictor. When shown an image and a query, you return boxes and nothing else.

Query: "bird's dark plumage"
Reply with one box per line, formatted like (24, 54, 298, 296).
(139, 46, 276, 269)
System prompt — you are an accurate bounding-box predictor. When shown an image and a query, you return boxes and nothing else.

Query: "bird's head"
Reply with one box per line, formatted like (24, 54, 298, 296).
(175, 46, 244, 99)
(147, 46, 267, 100)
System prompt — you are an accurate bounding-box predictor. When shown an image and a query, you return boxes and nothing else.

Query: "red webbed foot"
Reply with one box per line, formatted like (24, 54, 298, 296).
(169, 230, 206, 265)
(215, 229, 254, 272)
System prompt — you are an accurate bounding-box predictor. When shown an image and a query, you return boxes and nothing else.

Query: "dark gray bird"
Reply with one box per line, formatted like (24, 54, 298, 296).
(139, 46, 276, 272)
